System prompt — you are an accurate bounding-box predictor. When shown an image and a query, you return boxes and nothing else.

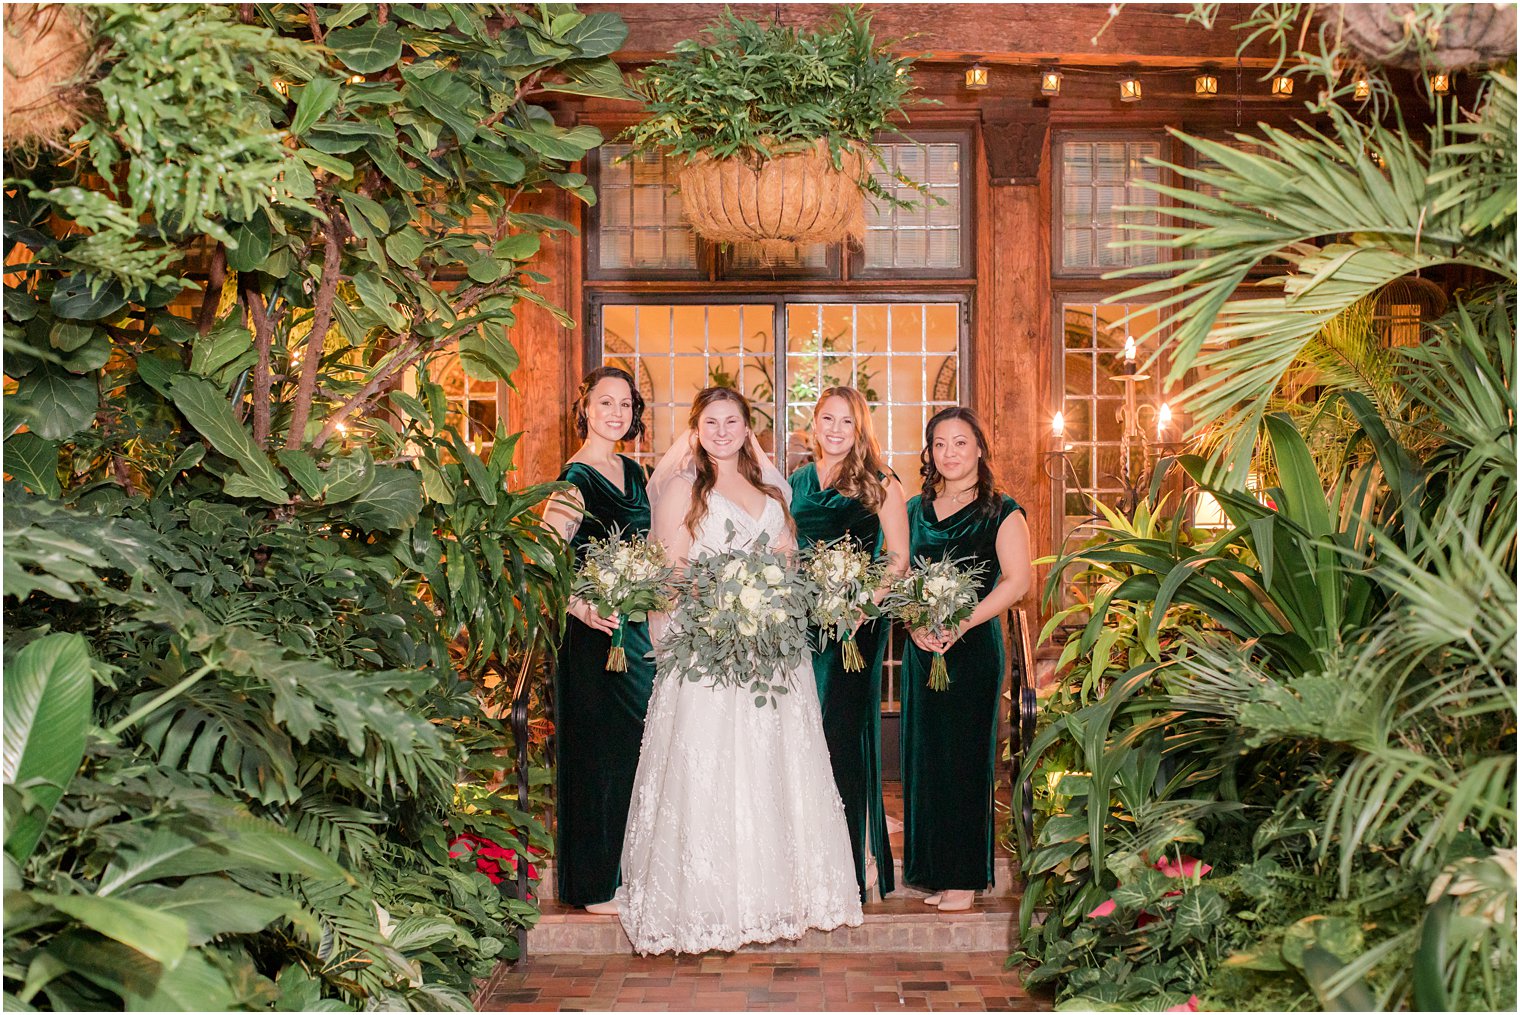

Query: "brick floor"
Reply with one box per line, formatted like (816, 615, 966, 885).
(474, 952, 1050, 1011)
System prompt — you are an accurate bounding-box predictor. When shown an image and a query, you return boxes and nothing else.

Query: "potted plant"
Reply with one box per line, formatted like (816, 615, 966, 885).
(624, 6, 930, 256)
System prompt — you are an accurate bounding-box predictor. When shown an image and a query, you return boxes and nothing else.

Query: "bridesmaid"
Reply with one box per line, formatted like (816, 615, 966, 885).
(543, 366, 654, 915)
(789, 386, 910, 903)
(900, 407, 1032, 913)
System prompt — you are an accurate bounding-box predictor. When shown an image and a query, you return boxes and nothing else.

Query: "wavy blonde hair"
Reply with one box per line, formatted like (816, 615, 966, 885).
(809, 386, 888, 511)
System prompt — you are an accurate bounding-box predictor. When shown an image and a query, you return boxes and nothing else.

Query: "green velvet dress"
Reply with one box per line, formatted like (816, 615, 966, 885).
(789, 463, 895, 902)
(554, 456, 655, 907)
(901, 491, 1023, 892)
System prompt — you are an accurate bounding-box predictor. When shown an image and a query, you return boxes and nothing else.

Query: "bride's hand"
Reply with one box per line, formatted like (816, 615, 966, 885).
(569, 596, 620, 634)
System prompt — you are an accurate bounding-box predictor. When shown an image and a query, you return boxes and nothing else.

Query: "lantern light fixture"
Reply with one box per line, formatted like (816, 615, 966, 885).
(1430, 71, 1451, 94)
(271, 79, 291, 98)
(1040, 67, 1062, 96)
(1353, 74, 1371, 100)
(1271, 74, 1294, 97)
(1195, 72, 1218, 97)
(1119, 76, 1142, 102)
(349, 74, 365, 85)
(965, 62, 989, 90)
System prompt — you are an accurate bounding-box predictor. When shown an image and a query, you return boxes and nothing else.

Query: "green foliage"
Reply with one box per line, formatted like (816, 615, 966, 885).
(623, 5, 931, 206)
(3, 2, 613, 1010)
(1021, 9, 1515, 1002)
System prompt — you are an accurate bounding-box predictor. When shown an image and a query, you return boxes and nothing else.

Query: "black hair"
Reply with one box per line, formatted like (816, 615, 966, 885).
(920, 406, 998, 517)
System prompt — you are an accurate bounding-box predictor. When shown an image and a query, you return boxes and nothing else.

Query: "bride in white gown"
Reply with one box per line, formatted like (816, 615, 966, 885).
(615, 386, 864, 955)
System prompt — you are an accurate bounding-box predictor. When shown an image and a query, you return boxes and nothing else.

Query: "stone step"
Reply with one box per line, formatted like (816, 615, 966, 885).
(533, 855, 1019, 904)
(528, 896, 1019, 955)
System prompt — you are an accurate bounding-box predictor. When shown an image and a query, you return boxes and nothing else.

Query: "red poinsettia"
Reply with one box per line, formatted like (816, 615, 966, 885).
(449, 833, 542, 887)
(1167, 995, 1201, 1012)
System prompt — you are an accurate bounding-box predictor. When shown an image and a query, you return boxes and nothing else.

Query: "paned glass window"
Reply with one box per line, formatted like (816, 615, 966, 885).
(599, 304, 777, 470)
(1058, 301, 1168, 530)
(1058, 138, 1163, 271)
(863, 142, 965, 272)
(434, 351, 500, 453)
(598, 297, 963, 712)
(594, 144, 698, 273)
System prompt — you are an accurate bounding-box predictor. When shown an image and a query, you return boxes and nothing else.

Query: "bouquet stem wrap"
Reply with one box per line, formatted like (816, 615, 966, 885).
(841, 633, 865, 672)
(928, 650, 949, 690)
(607, 620, 628, 672)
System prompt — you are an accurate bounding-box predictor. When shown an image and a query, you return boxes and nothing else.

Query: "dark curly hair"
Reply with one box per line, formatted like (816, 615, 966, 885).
(573, 365, 645, 442)
(920, 407, 998, 517)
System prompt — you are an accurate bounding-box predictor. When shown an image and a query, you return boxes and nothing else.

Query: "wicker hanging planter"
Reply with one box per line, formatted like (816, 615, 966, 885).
(3, 4, 92, 151)
(1339, 3, 1517, 71)
(676, 140, 869, 257)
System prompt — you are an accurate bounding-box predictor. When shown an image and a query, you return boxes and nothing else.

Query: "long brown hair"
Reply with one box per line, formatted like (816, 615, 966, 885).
(684, 386, 793, 537)
(809, 386, 888, 512)
(920, 407, 998, 517)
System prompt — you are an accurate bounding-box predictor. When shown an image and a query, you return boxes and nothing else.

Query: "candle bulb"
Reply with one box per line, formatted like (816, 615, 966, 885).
(1157, 402, 1172, 440)
(1052, 411, 1065, 439)
(1122, 336, 1137, 376)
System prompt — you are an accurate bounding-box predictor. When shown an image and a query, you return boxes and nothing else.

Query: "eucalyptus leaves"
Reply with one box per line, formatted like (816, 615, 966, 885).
(801, 536, 889, 671)
(659, 531, 814, 709)
(572, 532, 672, 671)
(883, 556, 987, 691)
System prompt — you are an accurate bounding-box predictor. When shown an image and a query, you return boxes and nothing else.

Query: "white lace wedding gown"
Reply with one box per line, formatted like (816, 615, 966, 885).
(615, 492, 865, 954)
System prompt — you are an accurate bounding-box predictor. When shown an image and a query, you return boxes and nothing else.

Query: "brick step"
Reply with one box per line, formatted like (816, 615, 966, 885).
(533, 855, 1019, 904)
(528, 896, 1019, 955)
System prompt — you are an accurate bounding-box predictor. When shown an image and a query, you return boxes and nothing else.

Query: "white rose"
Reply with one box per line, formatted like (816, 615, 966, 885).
(737, 619, 758, 637)
(598, 566, 618, 586)
(739, 586, 765, 612)
(762, 564, 784, 585)
(722, 559, 745, 581)
(770, 608, 786, 624)
(721, 591, 737, 609)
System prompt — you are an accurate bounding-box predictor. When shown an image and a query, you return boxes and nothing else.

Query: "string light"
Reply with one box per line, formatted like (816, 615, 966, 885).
(965, 63, 989, 90)
(1119, 77, 1142, 102)
(1040, 67, 1062, 96)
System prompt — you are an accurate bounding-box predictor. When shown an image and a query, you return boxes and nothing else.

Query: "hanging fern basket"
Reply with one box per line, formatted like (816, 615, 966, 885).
(1339, 3, 1517, 70)
(2, 4, 92, 151)
(676, 140, 869, 257)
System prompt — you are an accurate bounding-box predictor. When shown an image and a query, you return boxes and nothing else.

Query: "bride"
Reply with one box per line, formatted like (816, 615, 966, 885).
(615, 386, 864, 954)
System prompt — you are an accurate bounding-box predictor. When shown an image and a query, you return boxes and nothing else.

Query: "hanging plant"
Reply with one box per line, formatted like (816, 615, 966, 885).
(623, 6, 932, 254)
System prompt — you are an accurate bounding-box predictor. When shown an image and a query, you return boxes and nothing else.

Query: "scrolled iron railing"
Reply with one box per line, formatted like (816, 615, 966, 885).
(1007, 608, 1038, 848)
(506, 649, 537, 964)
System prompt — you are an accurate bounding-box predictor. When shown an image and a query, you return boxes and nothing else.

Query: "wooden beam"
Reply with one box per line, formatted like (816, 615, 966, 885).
(586, 3, 1283, 66)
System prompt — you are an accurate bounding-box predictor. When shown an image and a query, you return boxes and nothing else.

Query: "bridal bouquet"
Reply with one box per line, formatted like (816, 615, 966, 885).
(801, 537, 890, 672)
(661, 532, 815, 708)
(882, 556, 987, 691)
(572, 532, 673, 671)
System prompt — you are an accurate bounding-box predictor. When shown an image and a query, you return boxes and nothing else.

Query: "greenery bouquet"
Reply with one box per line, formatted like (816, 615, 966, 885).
(572, 532, 673, 672)
(660, 530, 816, 708)
(802, 537, 890, 671)
(884, 556, 987, 690)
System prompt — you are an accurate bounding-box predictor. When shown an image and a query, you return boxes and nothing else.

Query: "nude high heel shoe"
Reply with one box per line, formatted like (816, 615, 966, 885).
(936, 889, 974, 912)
